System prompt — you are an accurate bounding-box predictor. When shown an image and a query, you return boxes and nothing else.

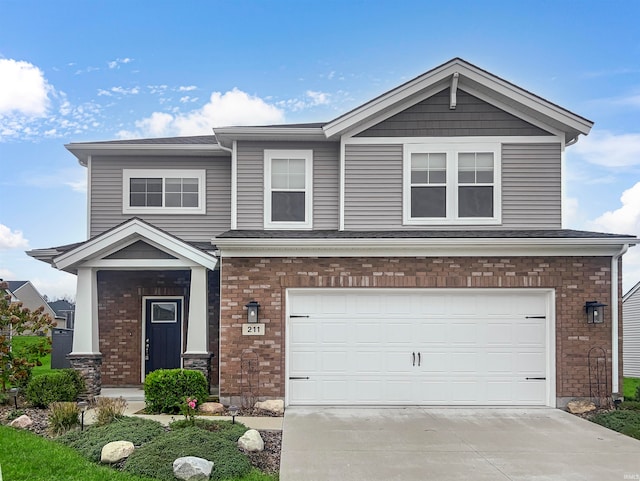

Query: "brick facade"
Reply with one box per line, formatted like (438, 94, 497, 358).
(219, 256, 620, 406)
(96, 269, 220, 389)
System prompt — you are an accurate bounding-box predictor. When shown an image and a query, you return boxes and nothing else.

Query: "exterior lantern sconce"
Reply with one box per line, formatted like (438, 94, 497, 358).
(246, 301, 260, 324)
(229, 405, 239, 424)
(585, 301, 607, 324)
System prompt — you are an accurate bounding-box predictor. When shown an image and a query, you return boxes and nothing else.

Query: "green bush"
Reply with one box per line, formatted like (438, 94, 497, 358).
(0, 391, 8, 405)
(57, 416, 165, 462)
(591, 410, 640, 434)
(144, 369, 208, 414)
(49, 402, 80, 435)
(124, 426, 252, 481)
(617, 401, 640, 411)
(26, 369, 85, 408)
(169, 418, 247, 442)
(636, 385, 640, 402)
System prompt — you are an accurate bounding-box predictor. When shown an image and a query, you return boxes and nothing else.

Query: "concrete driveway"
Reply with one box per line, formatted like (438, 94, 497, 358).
(280, 407, 640, 481)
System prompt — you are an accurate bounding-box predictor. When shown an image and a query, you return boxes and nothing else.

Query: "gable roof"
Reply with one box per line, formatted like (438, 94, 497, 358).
(322, 57, 593, 142)
(624, 280, 640, 302)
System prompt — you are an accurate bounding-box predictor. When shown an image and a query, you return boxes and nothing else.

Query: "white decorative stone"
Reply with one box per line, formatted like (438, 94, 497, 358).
(9, 415, 33, 429)
(173, 456, 214, 481)
(566, 399, 597, 414)
(198, 402, 225, 414)
(101, 440, 135, 463)
(238, 429, 264, 452)
(254, 399, 284, 415)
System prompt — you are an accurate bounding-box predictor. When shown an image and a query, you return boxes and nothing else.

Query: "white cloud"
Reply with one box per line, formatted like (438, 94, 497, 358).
(0, 267, 15, 280)
(572, 130, 640, 168)
(178, 85, 197, 92)
(32, 272, 77, 301)
(179, 96, 198, 104)
(117, 88, 285, 138)
(0, 224, 29, 250)
(0, 59, 51, 117)
(108, 57, 133, 69)
(588, 182, 640, 235)
(98, 86, 140, 97)
(276, 90, 332, 112)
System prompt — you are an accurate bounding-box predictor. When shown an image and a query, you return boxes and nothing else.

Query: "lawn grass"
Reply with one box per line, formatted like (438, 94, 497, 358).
(0, 425, 152, 481)
(11, 335, 52, 377)
(623, 377, 640, 400)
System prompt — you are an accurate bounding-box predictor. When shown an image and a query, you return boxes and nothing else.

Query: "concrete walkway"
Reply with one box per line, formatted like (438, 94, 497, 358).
(280, 407, 640, 481)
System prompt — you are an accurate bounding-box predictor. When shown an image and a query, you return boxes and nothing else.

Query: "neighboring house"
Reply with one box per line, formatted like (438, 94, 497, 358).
(28, 58, 637, 408)
(5, 281, 63, 329)
(623, 282, 640, 378)
(48, 299, 76, 330)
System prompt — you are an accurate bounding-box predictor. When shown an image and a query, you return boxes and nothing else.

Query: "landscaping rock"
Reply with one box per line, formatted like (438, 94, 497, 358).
(254, 399, 284, 415)
(198, 402, 225, 414)
(173, 456, 214, 481)
(101, 440, 135, 463)
(238, 429, 264, 452)
(566, 399, 597, 414)
(9, 414, 33, 429)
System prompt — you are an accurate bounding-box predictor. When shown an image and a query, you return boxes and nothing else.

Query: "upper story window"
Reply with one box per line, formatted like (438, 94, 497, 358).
(123, 169, 206, 215)
(264, 150, 313, 229)
(403, 143, 500, 225)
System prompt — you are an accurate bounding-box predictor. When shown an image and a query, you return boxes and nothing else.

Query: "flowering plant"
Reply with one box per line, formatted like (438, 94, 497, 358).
(181, 396, 198, 424)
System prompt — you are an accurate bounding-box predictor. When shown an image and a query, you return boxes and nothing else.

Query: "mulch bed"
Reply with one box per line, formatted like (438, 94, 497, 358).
(0, 398, 282, 475)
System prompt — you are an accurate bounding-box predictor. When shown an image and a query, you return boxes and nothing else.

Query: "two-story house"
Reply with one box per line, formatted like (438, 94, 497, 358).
(29, 58, 636, 408)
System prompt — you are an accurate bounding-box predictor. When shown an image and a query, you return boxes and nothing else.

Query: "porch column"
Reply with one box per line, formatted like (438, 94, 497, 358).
(68, 266, 102, 399)
(183, 266, 211, 388)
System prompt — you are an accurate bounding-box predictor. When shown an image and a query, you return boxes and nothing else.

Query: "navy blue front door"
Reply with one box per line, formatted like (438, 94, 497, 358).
(145, 298, 182, 374)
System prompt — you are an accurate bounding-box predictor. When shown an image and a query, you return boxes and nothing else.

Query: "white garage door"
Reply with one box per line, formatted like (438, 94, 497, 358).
(287, 289, 550, 406)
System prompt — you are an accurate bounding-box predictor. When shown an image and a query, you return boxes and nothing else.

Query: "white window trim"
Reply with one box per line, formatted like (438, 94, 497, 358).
(122, 169, 206, 215)
(403, 142, 501, 225)
(264, 149, 313, 230)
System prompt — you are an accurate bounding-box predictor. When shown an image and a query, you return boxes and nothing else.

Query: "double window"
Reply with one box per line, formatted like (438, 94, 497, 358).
(264, 150, 313, 229)
(404, 143, 500, 225)
(123, 169, 206, 214)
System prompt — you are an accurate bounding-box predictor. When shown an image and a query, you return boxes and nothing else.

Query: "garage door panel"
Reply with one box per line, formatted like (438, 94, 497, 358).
(288, 289, 549, 406)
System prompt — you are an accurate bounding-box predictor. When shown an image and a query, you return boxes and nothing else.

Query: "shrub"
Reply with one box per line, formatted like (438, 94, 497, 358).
(124, 426, 252, 481)
(94, 396, 128, 426)
(636, 385, 640, 402)
(617, 401, 640, 411)
(144, 369, 208, 414)
(25, 369, 85, 408)
(49, 402, 80, 435)
(57, 416, 165, 463)
(169, 418, 247, 442)
(7, 409, 25, 421)
(0, 391, 8, 405)
(591, 410, 640, 434)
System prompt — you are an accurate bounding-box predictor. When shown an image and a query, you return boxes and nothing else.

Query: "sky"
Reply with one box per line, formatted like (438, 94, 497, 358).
(1, 0, 640, 300)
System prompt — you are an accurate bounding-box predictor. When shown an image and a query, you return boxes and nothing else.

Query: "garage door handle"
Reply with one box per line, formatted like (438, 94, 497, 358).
(412, 352, 415, 366)
(289, 376, 310, 380)
(526, 377, 546, 380)
(418, 352, 421, 367)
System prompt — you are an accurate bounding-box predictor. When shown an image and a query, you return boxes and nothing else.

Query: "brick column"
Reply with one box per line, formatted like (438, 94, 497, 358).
(68, 353, 102, 400)
(182, 353, 212, 392)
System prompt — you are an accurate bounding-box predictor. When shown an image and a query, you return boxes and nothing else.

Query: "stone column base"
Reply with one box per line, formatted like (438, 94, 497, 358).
(68, 354, 102, 400)
(182, 353, 212, 392)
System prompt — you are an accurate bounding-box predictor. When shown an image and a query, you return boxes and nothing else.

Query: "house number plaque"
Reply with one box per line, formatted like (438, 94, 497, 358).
(242, 323, 265, 336)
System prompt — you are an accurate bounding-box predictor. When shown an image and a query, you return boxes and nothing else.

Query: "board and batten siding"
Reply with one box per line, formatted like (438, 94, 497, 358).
(343, 142, 562, 230)
(357, 89, 552, 138)
(90, 155, 231, 241)
(623, 285, 640, 377)
(236, 141, 340, 230)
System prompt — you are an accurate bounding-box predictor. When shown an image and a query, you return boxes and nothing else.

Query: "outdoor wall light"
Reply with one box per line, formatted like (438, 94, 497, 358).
(585, 301, 607, 324)
(246, 301, 260, 323)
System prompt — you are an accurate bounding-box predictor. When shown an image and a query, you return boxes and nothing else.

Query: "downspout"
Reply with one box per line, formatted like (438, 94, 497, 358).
(612, 243, 629, 395)
(216, 140, 237, 230)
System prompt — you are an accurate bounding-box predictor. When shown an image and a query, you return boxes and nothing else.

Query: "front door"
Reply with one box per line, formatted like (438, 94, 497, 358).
(145, 298, 182, 375)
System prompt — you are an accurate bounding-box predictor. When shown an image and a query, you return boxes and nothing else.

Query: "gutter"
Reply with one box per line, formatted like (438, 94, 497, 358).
(612, 243, 630, 395)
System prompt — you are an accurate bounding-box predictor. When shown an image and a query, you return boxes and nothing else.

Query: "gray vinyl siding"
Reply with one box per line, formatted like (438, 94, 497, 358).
(357, 89, 552, 137)
(236, 141, 340, 230)
(105, 240, 178, 259)
(344, 142, 562, 230)
(624, 287, 640, 377)
(90, 155, 231, 241)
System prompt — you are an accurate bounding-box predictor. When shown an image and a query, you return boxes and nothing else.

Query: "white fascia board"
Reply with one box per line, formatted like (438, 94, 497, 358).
(81, 259, 204, 269)
(214, 237, 636, 258)
(66, 143, 227, 167)
(54, 219, 218, 271)
(213, 127, 328, 148)
(344, 136, 562, 145)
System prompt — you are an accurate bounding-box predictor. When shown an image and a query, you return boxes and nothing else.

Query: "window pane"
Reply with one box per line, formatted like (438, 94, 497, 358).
(289, 159, 306, 174)
(289, 173, 306, 189)
(183, 193, 198, 207)
(429, 153, 446, 169)
(182, 178, 199, 192)
(130, 178, 147, 192)
(152, 302, 177, 322)
(272, 191, 305, 222)
(165, 178, 182, 192)
(165, 193, 181, 207)
(147, 193, 162, 207)
(458, 171, 475, 183)
(459, 186, 493, 217)
(147, 178, 162, 192)
(411, 153, 429, 170)
(271, 173, 288, 189)
(130, 192, 146, 206)
(411, 186, 446, 218)
(411, 170, 429, 184)
(430, 169, 446, 183)
(271, 159, 288, 174)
